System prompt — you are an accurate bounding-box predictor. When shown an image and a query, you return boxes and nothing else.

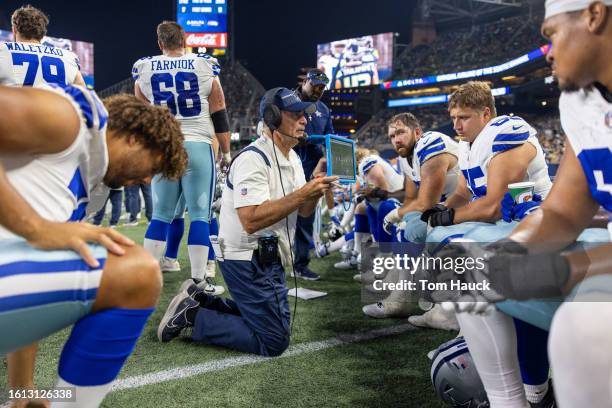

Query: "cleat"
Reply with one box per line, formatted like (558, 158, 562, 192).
(334, 259, 357, 269)
(408, 304, 459, 331)
(160, 256, 181, 272)
(314, 242, 329, 258)
(362, 301, 412, 318)
(157, 289, 199, 342)
(199, 277, 225, 295)
(291, 267, 321, 281)
(124, 220, 139, 227)
(179, 279, 204, 298)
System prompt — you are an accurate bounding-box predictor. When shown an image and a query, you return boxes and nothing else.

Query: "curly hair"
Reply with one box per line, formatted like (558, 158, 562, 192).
(448, 81, 497, 117)
(11, 5, 49, 41)
(103, 94, 187, 179)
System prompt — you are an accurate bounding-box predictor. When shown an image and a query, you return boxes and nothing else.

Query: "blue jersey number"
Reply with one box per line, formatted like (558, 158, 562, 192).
(11, 53, 66, 86)
(462, 167, 487, 199)
(577, 148, 612, 212)
(151, 72, 201, 117)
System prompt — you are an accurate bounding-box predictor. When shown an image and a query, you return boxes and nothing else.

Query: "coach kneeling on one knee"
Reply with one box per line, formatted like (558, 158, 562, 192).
(158, 87, 337, 356)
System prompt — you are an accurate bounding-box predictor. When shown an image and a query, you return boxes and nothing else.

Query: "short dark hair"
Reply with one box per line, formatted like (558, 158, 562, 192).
(156, 21, 184, 50)
(11, 5, 49, 41)
(388, 112, 421, 130)
(103, 94, 187, 179)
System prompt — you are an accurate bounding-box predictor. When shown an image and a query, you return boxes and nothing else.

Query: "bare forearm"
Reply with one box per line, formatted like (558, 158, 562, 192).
(445, 193, 470, 209)
(509, 207, 595, 251)
(386, 190, 405, 200)
(453, 198, 499, 224)
(299, 197, 319, 217)
(216, 131, 231, 154)
(241, 190, 307, 233)
(399, 196, 437, 216)
(561, 243, 612, 294)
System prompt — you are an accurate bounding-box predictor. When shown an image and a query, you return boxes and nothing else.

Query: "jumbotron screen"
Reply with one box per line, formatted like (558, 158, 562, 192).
(317, 32, 394, 89)
(0, 30, 95, 88)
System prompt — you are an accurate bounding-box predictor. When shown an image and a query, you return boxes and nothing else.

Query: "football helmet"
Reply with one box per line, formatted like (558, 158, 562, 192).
(431, 336, 489, 407)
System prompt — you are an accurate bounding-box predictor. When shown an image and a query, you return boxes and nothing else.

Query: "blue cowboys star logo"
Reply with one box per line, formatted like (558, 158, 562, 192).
(314, 110, 322, 118)
(606, 111, 612, 129)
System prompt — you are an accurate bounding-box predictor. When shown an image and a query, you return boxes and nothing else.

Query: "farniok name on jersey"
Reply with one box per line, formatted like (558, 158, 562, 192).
(132, 53, 220, 143)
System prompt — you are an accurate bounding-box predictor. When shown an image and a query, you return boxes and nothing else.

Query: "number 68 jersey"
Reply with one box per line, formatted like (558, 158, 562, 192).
(560, 85, 612, 212)
(132, 53, 220, 143)
(0, 42, 80, 86)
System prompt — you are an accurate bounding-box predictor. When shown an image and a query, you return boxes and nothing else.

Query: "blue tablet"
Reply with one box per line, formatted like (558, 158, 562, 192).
(305, 134, 357, 184)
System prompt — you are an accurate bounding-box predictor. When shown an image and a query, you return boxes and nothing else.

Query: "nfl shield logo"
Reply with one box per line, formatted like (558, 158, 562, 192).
(606, 112, 612, 129)
(241, 187, 248, 196)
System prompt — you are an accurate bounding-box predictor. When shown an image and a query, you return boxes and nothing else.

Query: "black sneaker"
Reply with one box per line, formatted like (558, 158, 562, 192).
(157, 289, 199, 342)
(291, 267, 321, 281)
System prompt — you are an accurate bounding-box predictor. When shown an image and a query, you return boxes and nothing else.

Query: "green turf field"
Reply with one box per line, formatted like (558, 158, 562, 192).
(1, 221, 453, 407)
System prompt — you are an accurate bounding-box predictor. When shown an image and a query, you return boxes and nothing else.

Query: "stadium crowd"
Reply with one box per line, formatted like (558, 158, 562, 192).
(1, 2, 612, 408)
(396, 11, 544, 78)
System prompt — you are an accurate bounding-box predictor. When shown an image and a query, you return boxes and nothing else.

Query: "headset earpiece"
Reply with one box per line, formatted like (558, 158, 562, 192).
(262, 87, 284, 131)
(263, 104, 281, 131)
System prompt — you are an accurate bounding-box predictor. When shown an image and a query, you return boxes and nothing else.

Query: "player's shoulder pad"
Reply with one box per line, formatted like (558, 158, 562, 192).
(416, 131, 448, 165)
(359, 155, 380, 174)
(131, 56, 151, 79)
(487, 115, 534, 154)
(50, 83, 108, 131)
(196, 53, 221, 76)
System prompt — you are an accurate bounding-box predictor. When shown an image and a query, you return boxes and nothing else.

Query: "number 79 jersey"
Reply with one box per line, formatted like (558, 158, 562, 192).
(560, 86, 612, 212)
(0, 42, 80, 87)
(132, 53, 220, 143)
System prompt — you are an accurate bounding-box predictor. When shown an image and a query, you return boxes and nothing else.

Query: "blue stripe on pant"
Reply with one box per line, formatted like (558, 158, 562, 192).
(0, 239, 106, 354)
(191, 256, 291, 356)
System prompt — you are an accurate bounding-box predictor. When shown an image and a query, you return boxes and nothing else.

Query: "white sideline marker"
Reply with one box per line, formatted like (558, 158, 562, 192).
(112, 323, 416, 392)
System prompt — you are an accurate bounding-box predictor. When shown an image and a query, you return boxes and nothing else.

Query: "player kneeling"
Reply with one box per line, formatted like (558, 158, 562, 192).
(0, 85, 186, 407)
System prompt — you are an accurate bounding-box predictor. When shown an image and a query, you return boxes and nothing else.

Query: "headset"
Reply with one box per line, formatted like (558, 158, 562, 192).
(262, 87, 285, 131)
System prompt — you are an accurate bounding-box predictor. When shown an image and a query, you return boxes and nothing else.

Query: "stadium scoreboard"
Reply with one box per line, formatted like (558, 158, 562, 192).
(177, 0, 228, 54)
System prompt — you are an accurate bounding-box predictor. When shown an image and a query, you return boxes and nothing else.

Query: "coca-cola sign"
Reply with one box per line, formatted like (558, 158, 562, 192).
(185, 33, 227, 48)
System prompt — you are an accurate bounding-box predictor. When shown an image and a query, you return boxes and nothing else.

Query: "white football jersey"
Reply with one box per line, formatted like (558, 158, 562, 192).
(560, 86, 612, 212)
(412, 131, 460, 202)
(0, 42, 80, 87)
(358, 154, 405, 193)
(0, 84, 108, 240)
(132, 53, 220, 143)
(398, 157, 414, 180)
(458, 115, 552, 200)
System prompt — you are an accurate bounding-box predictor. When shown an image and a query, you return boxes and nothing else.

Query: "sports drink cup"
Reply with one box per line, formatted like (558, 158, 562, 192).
(508, 181, 535, 204)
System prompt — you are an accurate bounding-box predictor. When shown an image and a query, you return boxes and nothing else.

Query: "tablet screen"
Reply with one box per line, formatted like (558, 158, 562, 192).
(328, 137, 356, 182)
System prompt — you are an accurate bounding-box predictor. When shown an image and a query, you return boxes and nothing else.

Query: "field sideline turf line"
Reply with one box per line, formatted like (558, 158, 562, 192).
(112, 324, 417, 392)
